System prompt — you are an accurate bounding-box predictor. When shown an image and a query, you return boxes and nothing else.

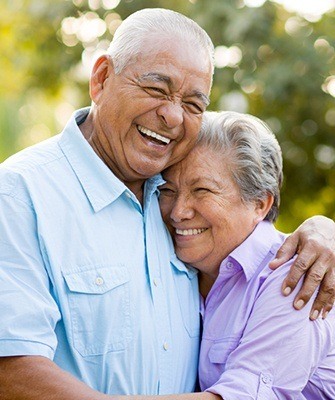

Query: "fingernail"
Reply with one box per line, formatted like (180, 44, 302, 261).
(323, 311, 329, 320)
(283, 287, 292, 296)
(295, 299, 305, 309)
(311, 310, 319, 320)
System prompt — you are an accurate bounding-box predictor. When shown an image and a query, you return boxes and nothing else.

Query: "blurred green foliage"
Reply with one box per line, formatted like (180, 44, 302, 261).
(0, 0, 334, 231)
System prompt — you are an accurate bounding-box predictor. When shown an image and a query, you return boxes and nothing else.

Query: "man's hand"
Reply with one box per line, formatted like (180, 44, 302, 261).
(269, 216, 335, 320)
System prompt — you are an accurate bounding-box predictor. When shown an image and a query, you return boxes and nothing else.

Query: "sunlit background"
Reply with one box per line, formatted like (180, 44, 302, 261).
(1, 0, 334, 231)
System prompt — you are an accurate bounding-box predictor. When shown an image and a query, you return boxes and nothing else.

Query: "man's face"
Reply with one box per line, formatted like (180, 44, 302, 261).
(91, 37, 212, 185)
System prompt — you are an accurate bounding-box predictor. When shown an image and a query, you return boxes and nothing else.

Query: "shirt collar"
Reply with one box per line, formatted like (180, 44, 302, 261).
(145, 174, 165, 198)
(171, 254, 198, 280)
(220, 221, 282, 281)
(58, 108, 162, 212)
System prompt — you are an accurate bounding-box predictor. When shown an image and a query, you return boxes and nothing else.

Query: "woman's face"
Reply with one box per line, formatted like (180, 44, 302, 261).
(159, 145, 267, 278)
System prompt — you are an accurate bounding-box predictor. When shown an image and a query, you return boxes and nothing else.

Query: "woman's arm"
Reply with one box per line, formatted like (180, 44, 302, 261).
(269, 215, 335, 319)
(200, 260, 335, 399)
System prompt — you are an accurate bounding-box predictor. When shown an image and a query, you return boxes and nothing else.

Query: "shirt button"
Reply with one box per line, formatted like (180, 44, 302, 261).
(95, 277, 104, 286)
(163, 342, 169, 351)
(261, 375, 271, 384)
(153, 278, 158, 287)
(226, 262, 234, 269)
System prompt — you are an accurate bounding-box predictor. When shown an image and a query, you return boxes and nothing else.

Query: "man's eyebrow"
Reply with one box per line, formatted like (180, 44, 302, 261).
(189, 91, 210, 107)
(138, 73, 172, 85)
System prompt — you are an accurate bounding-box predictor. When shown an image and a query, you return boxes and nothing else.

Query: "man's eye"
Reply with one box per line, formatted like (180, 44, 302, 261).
(184, 102, 204, 114)
(146, 87, 166, 95)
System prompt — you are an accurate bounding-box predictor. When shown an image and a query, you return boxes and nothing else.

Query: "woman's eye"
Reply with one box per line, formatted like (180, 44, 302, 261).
(195, 187, 210, 193)
(159, 187, 175, 196)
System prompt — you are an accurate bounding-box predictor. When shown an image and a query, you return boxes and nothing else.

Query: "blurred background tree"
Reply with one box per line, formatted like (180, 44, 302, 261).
(0, 0, 334, 231)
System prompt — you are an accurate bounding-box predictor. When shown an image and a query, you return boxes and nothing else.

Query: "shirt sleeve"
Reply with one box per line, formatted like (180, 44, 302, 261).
(205, 262, 335, 400)
(0, 189, 61, 358)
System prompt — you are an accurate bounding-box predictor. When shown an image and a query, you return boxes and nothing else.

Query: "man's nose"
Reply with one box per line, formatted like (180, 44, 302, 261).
(170, 195, 195, 223)
(157, 101, 184, 128)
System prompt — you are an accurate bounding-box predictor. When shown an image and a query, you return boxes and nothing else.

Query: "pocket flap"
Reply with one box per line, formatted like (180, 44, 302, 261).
(209, 338, 240, 364)
(63, 265, 129, 294)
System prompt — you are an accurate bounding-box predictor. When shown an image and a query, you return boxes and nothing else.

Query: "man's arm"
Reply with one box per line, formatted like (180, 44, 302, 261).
(0, 357, 221, 400)
(269, 215, 335, 319)
(113, 394, 220, 400)
(0, 356, 111, 400)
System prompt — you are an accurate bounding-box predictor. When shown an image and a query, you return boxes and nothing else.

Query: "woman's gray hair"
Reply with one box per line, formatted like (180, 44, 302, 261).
(198, 111, 283, 222)
(107, 8, 214, 77)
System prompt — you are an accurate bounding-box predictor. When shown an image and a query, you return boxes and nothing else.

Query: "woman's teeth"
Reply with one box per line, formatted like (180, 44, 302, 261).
(176, 228, 207, 236)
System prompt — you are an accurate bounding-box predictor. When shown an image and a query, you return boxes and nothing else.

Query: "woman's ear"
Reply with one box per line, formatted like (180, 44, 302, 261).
(254, 193, 274, 223)
(89, 55, 114, 103)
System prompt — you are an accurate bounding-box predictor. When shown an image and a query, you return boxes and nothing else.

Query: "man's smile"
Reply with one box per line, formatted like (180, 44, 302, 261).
(137, 125, 171, 145)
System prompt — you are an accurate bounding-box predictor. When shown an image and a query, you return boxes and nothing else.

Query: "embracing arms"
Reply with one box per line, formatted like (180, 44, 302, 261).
(271, 215, 335, 319)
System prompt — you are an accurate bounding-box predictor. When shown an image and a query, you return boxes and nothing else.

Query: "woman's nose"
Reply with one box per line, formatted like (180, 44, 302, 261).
(169, 195, 195, 222)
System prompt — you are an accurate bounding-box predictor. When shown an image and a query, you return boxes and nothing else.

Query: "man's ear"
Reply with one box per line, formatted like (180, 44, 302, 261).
(89, 55, 114, 103)
(254, 193, 274, 223)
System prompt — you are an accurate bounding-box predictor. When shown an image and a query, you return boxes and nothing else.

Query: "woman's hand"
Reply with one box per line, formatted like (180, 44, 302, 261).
(269, 216, 335, 320)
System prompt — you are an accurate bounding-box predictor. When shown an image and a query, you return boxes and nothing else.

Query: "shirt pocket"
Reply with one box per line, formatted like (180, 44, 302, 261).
(171, 256, 200, 338)
(208, 337, 240, 366)
(62, 264, 132, 356)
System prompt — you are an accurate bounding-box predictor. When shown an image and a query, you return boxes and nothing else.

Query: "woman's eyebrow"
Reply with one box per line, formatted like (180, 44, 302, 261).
(190, 177, 221, 187)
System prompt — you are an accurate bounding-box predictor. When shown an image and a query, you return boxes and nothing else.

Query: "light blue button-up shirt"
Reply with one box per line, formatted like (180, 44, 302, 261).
(0, 108, 200, 395)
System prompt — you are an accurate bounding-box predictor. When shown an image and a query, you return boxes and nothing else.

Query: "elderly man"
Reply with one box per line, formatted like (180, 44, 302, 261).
(0, 8, 334, 400)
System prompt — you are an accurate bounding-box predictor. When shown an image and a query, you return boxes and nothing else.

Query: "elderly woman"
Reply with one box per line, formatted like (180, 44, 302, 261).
(113, 112, 335, 400)
(156, 111, 334, 399)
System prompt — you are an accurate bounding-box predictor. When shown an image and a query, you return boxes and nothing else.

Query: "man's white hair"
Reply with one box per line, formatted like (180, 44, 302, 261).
(107, 8, 215, 78)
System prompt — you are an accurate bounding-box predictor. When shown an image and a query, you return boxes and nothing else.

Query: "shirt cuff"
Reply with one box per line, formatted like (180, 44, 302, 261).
(205, 369, 274, 400)
(0, 339, 55, 360)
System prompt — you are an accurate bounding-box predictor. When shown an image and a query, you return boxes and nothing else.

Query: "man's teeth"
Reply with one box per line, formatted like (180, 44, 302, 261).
(138, 125, 171, 144)
(176, 228, 207, 236)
